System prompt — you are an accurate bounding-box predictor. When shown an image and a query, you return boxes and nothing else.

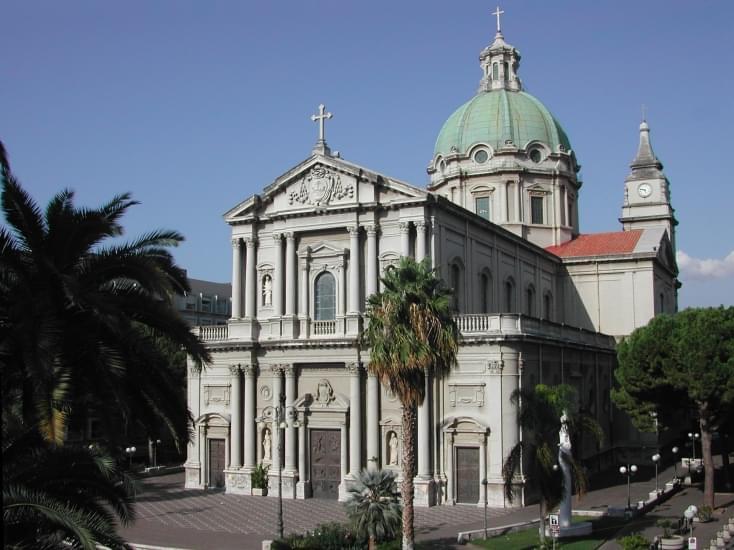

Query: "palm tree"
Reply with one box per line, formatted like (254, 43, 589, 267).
(363, 257, 459, 550)
(0, 140, 209, 450)
(345, 468, 402, 550)
(502, 384, 603, 544)
(3, 427, 135, 549)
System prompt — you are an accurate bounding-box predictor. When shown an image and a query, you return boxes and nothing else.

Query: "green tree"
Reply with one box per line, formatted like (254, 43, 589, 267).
(3, 428, 135, 549)
(345, 468, 402, 550)
(502, 384, 602, 544)
(363, 258, 459, 550)
(0, 141, 209, 450)
(613, 307, 734, 508)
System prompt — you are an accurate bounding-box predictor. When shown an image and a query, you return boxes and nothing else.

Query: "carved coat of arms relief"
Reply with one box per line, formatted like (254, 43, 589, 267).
(288, 164, 354, 206)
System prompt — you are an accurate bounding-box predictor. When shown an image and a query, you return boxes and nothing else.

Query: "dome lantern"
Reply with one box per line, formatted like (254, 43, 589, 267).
(478, 7, 522, 93)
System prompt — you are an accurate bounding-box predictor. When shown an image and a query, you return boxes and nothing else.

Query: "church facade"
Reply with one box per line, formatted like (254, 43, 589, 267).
(184, 20, 678, 507)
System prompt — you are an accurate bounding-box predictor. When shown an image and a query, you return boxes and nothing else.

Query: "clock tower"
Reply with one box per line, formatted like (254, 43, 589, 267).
(620, 120, 677, 250)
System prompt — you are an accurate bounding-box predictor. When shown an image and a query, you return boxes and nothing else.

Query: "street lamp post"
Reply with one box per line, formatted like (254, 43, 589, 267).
(125, 446, 136, 469)
(256, 404, 299, 541)
(683, 505, 698, 538)
(652, 454, 661, 493)
(619, 464, 638, 510)
(153, 439, 161, 468)
(672, 446, 679, 480)
(687, 432, 700, 479)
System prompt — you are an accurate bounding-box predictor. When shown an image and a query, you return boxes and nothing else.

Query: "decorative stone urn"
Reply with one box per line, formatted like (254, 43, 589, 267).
(658, 535, 685, 550)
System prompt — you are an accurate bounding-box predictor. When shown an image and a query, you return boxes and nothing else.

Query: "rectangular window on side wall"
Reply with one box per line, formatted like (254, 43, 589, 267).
(531, 196, 544, 224)
(475, 196, 491, 221)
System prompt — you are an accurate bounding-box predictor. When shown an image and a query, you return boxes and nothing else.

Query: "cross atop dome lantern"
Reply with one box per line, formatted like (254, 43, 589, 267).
(478, 7, 522, 93)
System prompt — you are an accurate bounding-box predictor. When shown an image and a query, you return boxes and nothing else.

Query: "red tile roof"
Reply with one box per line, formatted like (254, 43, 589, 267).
(546, 230, 643, 258)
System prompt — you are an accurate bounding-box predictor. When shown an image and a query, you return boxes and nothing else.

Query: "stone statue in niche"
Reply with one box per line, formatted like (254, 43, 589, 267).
(263, 429, 272, 462)
(262, 275, 273, 306)
(388, 432, 399, 466)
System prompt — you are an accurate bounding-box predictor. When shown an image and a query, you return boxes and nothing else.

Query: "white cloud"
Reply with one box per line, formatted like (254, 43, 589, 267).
(677, 250, 734, 280)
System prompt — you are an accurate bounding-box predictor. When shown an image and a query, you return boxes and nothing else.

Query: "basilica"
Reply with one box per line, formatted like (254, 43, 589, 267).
(184, 17, 678, 507)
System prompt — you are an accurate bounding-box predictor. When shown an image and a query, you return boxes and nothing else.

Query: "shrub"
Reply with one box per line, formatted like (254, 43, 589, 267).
(698, 505, 713, 522)
(619, 533, 651, 550)
(656, 519, 677, 538)
(272, 522, 365, 550)
(251, 463, 269, 489)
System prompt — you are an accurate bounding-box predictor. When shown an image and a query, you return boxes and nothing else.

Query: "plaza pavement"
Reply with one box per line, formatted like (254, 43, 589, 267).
(120, 463, 733, 550)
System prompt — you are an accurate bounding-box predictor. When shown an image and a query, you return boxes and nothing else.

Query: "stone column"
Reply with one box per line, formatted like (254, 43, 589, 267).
(399, 221, 411, 257)
(269, 365, 283, 497)
(338, 421, 349, 500)
(243, 364, 256, 470)
(415, 220, 427, 262)
(499, 182, 507, 223)
(338, 264, 346, 317)
(478, 435, 487, 507)
(230, 365, 242, 468)
(366, 372, 380, 470)
(348, 363, 362, 477)
(297, 422, 308, 498)
(272, 233, 283, 316)
(245, 238, 257, 318)
(415, 375, 435, 506)
(515, 181, 522, 222)
(284, 366, 297, 473)
(285, 233, 296, 315)
(366, 225, 378, 299)
(231, 238, 242, 318)
(446, 432, 455, 505)
(417, 376, 431, 479)
(299, 257, 309, 316)
(348, 226, 360, 314)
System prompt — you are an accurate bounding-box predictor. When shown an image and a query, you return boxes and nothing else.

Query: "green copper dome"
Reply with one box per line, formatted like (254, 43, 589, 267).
(434, 90, 572, 157)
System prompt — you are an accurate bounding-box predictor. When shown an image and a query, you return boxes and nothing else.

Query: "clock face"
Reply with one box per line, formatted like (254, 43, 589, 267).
(638, 183, 652, 198)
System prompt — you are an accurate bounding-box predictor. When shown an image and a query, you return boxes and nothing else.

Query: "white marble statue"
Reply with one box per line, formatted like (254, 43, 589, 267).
(388, 432, 399, 466)
(262, 276, 273, 306)
(263, 429, 272, 461)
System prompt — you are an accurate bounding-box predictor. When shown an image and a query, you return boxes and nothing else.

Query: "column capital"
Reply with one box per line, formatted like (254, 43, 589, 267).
(346, 361, 363, 374)
(399, 221, 411, 233)
(242, 363, 257, 376)
(229, 364, 242, 376)
(347, 225, 360, 236)
(270, 364, 285, 375)
(415, 219, 427, 230)
(245, 237, 258, 248)
(272, 232, 283, 244)
(282, 364, 295, 377)
(231, 237, 242, 248)
(284, 231, 295, 241)
(365, 224, 378, 237)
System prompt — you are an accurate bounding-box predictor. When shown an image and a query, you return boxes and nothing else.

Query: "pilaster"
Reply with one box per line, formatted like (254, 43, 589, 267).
(231, 238, 243, 319)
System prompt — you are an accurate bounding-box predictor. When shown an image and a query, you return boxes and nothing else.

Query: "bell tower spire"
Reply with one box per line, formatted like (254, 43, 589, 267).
(478, 6, 522, 93)
(620, 118, 677, 250)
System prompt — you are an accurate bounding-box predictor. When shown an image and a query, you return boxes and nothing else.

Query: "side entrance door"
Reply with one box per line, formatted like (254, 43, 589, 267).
(208, 438, 226, 488)
(310, 429, 340, 499)
(455, 446, 479, 504)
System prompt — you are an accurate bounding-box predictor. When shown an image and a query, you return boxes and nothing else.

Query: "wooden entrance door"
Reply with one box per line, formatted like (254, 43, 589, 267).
(310, 429, 340, 499)
(455, 446, 479, 504)
(208, 438, 226, 488)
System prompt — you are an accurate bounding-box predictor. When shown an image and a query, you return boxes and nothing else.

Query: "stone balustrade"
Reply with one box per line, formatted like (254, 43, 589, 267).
(193, 313, 615, 351)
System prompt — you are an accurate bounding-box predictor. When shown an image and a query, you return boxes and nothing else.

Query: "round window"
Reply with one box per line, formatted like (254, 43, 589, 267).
(473, 149, 489, 164)
(529, 149, 543, 163)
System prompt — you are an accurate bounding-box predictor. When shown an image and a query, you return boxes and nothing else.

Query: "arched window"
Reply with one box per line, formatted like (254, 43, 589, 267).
(480, 272, 492, 313)
(492, 63, 499, 80)
(504, 278, 515, 312)
(543, 292, 552, 321)
(525, 285, 535, 317)
(314, 272, 336, 320)
(451, 264, 462, 312)
(659, 292, 665, 314)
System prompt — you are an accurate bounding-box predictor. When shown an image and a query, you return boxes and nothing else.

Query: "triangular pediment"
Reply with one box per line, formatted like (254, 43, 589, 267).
(224, 153, 426, 223)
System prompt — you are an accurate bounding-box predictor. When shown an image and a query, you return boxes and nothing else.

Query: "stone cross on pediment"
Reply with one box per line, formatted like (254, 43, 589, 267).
(311, 104, 333, 147)
(492, 6, 504, 33)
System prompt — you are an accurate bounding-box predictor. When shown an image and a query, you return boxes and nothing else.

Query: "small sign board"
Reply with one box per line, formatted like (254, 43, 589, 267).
(549, 514, 560, 537)
(688, 537, 696, 549)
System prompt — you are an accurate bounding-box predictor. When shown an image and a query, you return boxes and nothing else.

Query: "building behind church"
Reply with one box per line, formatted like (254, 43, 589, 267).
(184, 16, 678, 507)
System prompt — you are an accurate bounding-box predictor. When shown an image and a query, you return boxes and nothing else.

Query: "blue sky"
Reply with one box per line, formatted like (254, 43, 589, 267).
(3, 0, 733, 307)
